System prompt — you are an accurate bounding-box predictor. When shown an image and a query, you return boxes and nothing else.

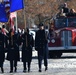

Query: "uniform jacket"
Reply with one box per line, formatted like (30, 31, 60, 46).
(35, 29, 49, 58)
(6, 32, 20, 61)
(21, 33, 34, 62)
(0, 32, 7, 65)
(35, 29, 48, 50)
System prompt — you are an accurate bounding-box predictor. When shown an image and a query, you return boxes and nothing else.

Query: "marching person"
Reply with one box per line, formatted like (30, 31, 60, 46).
(2, 25, 8, 50)
(21, 28, 34, 72)
(35, 23, 49, 72)
(6, 29, 20, 73)
(0, 28, 8, 73)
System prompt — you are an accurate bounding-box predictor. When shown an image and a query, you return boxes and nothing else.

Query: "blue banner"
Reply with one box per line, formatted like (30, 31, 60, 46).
(0, 3, 8, 22)
(10, 0, 24, 12)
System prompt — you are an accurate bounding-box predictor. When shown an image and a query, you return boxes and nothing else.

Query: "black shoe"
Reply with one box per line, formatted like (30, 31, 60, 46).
(1, 70, 4, 73)
(45, 66, 48, 71)
(23, 70, 26, 73)
(39, 69, 42, 72)
(10, 70, 13, 73)
(28, 68, 30, 72)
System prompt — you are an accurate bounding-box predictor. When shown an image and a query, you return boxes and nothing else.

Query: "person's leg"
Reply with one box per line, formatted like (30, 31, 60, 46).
(28, 62, 31, 72)
(14, 60, 17, 72)
(38, 51, 43, 72)
(44, 50, 48, 71)
(23, 62, 27, 72)
(10, 60, 13, 73)
(38, 58, 42, 71)
(44, 57, 48, 71)
(1, 62, 4, 73)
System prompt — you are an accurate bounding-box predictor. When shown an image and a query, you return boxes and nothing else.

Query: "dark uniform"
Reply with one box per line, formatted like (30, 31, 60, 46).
(62, 7, 69, 13)
(0, 28, 7, 73)
(35, 24, 48, 72)
(21, 28, 34, 72)
(6, 29, 20, 73)
(62, 3, 69, 14)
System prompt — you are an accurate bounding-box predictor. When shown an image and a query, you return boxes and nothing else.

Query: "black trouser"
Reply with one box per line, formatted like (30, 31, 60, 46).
(38, 56, 47, 69)
(38, 50, 48, 70)
(23, 62, 31, 70)
(0, 62, 4, 72)
(10, 60, 17, 71)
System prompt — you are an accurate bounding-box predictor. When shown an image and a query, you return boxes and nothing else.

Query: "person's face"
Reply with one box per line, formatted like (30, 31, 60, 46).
(64, 3, 67, 7)
(40, 26, 44, 30)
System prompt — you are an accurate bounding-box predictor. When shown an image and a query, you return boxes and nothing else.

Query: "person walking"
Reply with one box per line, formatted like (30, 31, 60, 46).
(0, 28, 8, 73)
(6, 29, 20, 73)
(35, 23, 49, 72)
(21, 28, 34, 72)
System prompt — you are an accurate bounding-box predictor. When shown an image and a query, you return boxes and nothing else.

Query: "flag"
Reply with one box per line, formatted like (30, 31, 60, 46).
(10, 0, 24, 12)
(10, 12, 16, 18)
(10, 17, 14, 31)
(0, 3, 8, 22)
(4, 0, 24, 15)
(4, 0, 10, 18)
(10, 12, 16, 31)
(9, 18, 14, 36)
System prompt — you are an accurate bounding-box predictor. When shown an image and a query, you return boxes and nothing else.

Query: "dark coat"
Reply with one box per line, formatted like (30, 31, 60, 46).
(6, 32, 20, 61)
(21, 33, 34, 62)
(35, 29, 48, 57)
(62, 7, 69, 13)
(0, 33, 6, 66)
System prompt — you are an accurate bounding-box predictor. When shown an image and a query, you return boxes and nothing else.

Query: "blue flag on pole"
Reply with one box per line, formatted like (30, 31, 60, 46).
(10, 0, 24, 12)
(0, 3, 8, 22)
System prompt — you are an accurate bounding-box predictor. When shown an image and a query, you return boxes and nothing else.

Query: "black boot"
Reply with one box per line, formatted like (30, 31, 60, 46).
(1, 67, 4, 73)
(10, 67, 13, 73)
(10, 70, 13, 73)
(28, 68, 30, 72)
(39, 69, 42, 72)
(45, 66, 48, 71)
(39, 65, 42, 72)
(23, 70, 26, 73)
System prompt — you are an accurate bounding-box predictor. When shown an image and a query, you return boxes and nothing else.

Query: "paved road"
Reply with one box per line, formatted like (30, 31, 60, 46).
(1, 52, 76, 75)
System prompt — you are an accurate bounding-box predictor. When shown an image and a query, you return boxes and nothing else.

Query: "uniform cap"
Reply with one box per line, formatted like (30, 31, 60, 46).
(39, 23, 44, 27)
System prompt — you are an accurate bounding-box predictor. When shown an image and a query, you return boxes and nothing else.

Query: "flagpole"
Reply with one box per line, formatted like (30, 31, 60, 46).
(15, 12, 18, 31)
(23, 0, 27, 29)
